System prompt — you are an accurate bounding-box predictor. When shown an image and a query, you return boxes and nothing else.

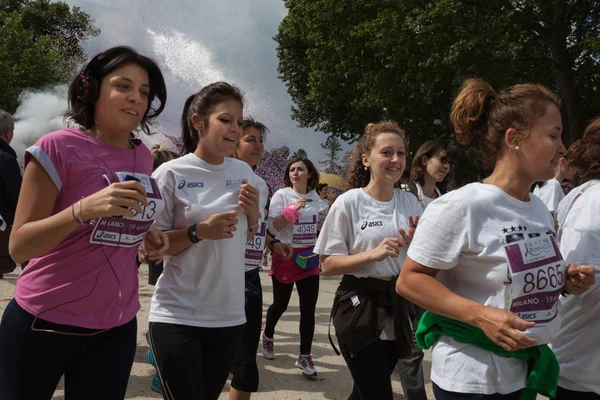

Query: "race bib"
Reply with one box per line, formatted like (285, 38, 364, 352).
(503, 232, 566, 325)
(244, 221, 267, 268)
(293, 214, 317, 246)
(318, 209, 328, 223)
(90, 172, 165, 247)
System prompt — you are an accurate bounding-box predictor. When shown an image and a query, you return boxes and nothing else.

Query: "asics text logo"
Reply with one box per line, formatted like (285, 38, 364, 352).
(361, 221, 383, 230)
(178, 180, 204, 190)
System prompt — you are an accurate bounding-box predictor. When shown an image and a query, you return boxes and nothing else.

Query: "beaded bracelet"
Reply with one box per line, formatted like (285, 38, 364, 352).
(246, 217, 260, 233)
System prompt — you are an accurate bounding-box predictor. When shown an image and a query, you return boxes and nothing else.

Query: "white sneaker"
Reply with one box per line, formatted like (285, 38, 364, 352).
(295, 354, 317, 377)
(261, 331, 275, 360)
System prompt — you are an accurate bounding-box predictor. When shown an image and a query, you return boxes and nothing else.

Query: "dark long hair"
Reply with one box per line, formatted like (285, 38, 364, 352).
(181, 82, 244, 155)
(282, 157, 320, 191)
(66, 46, 167, 135)
(407, 140, 455, 193)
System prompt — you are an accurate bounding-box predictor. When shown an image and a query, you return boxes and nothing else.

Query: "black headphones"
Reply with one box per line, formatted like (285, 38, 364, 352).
(73, 47, 156, 105)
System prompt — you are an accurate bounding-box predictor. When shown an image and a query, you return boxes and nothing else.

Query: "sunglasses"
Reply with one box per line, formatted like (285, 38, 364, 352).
(432, 156, 455, 169)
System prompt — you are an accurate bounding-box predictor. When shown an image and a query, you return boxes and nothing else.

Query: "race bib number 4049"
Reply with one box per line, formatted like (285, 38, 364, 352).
(293, 214, 317, 247)
(90, 173, 165, 248)
(504, 233, 566, 325)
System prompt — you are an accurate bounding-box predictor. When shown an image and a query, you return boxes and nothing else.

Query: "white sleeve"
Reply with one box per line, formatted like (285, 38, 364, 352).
(314, 200, 352, 256)
(407, 197, 469, 270)
(152, 166, 176, 231)
(550, 182, 565, 213)
(267, 190, 286, 234)
(538, 181, 564, 213)
(560, 201, 600, 305)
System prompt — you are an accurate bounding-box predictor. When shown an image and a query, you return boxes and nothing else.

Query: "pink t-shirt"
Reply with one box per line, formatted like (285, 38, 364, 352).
(15, 128, 155, 329)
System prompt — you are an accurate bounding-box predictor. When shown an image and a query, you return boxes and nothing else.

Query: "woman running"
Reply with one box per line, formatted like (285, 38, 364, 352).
(314, 121, 422, 400)
(147, 82, 261, 400)
(397, 78, 595, 399)
(0, 46, 169, 400)
(229, 117, 293, 400)
(551, 118, 600, 400)
(261, 156, 321, 376)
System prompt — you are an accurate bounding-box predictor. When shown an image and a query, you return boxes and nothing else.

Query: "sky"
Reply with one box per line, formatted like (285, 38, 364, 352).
(58, 0, 350, 162)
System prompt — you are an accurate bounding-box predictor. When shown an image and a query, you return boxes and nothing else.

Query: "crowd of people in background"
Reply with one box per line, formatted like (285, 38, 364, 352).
(0, 45, 598, 400)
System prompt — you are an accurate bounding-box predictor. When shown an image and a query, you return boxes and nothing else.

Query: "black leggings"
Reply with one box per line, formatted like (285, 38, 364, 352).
(432, 382, 522, 399)
(341, 338, 399, 400)
(148, 321, 244, 400)
(555, 386, 600, 400)
(230, 269, 263, 392)
(264, 274, 319, 354)
(0, 299, 137, 400)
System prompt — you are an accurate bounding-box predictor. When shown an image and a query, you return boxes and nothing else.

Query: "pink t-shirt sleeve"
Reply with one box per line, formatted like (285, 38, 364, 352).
(24, 131, 67, 192)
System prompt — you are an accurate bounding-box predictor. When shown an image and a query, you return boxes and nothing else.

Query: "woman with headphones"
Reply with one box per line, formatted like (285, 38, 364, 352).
(0, 46, 169, 400)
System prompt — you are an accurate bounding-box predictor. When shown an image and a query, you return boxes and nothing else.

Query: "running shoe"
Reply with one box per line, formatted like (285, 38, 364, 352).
(151, 374, 161, 393)
(148, 349, 155, 366)
(295, 354, 317, 377)
(260, 330, 275, 360)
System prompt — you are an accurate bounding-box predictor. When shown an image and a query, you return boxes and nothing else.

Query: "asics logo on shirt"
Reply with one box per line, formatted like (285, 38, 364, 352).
(361, 220, 383, 230)
(178, 180, 205, 190)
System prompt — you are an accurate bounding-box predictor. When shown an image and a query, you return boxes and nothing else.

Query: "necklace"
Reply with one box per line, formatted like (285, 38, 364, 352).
(364, 187, 396, 216)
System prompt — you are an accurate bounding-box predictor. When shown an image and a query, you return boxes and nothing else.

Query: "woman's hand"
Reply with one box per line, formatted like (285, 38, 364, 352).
(273, 242, 294, 259)
(369, 237, 405, 262)
(198, 210, 239, 240)
(565, 264, 596, 295)
(474, 306, 537, 351)
(142, 226, 169, 262)
(239, 182, 260, 222)
(80, 181, 148, 221)
(398, 214, 420, 246)
(294, 198, 307, 211)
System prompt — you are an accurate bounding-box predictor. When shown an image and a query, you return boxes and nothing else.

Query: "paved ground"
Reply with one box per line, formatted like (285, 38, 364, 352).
(0, 266, 547, 399)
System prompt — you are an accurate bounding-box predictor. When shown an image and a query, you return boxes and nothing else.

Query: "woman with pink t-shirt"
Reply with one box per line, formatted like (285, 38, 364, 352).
(0, 46, 169, 400)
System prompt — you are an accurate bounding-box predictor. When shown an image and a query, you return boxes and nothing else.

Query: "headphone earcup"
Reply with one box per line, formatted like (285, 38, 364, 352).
(75, 74, 90, 102)
(75, 74, 99, 104)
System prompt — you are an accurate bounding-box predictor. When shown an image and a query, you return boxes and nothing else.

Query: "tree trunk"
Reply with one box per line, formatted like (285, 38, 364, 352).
(545, 5, 585, 145)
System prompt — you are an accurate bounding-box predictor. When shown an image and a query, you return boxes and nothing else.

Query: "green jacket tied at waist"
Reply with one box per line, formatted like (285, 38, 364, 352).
(416, 310, 558, 400)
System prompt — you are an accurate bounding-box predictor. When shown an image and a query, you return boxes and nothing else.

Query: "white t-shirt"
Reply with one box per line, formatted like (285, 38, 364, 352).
(407, 183, 565, 395)
(149, 154, 258, 328)
(401, 182, 442, 211)
(268, 187, 320, 248)
(317, 198, 330, 223)
(551, 181, 600, 394)
(533, 178, 564, 213)
(314, 188, 422, 278)
(244, 174, 269, 272)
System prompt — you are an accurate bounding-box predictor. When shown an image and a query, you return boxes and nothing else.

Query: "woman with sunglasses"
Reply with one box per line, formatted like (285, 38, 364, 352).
(402, 140, 453, 211)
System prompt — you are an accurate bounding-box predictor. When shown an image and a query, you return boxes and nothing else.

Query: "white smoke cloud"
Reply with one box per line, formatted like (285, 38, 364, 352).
(12, 85, 69, 167)
(147, 28, 225, 87)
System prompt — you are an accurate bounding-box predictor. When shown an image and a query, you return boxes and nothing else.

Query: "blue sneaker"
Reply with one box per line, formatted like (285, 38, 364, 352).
(148, 349, 155, 366)
(151, 374, 161, 393)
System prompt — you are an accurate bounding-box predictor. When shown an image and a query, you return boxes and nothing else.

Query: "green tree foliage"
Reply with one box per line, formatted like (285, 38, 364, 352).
(0, 0, 99, 112)
(291, 148, 308, 158)
(319, 135, 343, 174)
(275, 0, 600, 148)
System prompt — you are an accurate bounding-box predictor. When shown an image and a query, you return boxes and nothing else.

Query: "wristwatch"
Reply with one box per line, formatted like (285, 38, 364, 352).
(188, 223, 202, 243)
